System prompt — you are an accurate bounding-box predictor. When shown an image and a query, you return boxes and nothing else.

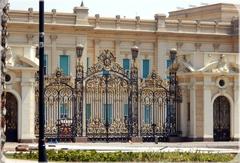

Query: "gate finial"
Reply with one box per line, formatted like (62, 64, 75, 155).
(80, 1, 84, 7)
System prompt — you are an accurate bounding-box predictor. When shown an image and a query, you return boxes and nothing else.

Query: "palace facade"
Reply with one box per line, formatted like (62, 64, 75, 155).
(3, 2, 239, 142)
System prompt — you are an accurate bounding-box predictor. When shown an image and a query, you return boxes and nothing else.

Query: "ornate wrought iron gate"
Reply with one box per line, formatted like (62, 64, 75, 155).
(139, 72, 169, 142)
(35, 69, 76, 141)
(82, 50, 131, 141)
(213, 96, 230, 141)
(35, 49, 182, 142)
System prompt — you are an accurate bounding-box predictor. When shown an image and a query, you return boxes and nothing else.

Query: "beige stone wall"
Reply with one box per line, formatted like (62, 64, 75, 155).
(168, 3, 239, 22)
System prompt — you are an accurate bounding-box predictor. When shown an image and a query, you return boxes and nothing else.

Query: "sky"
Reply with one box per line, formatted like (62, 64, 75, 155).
(9, 0, 240, 19)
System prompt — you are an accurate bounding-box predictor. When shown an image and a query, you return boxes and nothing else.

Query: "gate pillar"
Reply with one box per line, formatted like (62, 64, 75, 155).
(74, 45, 87, 142)
(130, 46, 142, 142)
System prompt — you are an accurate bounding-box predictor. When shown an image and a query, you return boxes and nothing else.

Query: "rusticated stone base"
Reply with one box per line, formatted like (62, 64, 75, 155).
(74, 137, 88, 142)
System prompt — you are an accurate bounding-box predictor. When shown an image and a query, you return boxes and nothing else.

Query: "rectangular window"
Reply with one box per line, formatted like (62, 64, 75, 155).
(60, 55, 69, 75)
(144, 105, 152, 124)
(44, 55, 48, 75)
(86, 104, 91, 121)
(187, 102, 190, 121)
(124, 104, 128, 118)
(123, 59, 130, 71)
(60, 104, 68, 119)
(142, 59, 150, 78)
(103, 104, 113, 124)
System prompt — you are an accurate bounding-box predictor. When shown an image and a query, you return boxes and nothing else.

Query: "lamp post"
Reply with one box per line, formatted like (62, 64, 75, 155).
(102, 69, 110, 142)
(168, 48, 177, 136)
(38, 0, 47, 162)
(129, 45, 138, 139)
(75, 44, 84, 139)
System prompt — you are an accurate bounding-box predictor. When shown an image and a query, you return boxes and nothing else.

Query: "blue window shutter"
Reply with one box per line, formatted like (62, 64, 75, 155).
(142, 59, 150, 78)
(86, 104, 91, 121)
(123, 59, 130, 71)
(103, 104, 112, 124)
(44, 55, 47, 75)
(60, 104, 67, 119)
(124, 104, 128, 117)
(60, 55, 69, 75)
(166, 59, 172, 68)
(144, 105, 152, 124)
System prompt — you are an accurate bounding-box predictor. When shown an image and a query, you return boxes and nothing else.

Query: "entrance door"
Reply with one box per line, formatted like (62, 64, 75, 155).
(5, 92, 18, 142)
(213, 96, 230, 141)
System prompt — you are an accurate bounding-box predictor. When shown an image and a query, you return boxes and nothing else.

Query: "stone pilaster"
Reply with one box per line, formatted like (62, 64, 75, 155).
(50, 35, 58, 73)
(115, 40, 120, 58)
(94, 39, 100, 64)
(189, 78, 196, 139)
(20, 72, 36, 142)
(180, 85, 188, 137)
(157, 37, 167, 78)
(203, 76, 213, 141)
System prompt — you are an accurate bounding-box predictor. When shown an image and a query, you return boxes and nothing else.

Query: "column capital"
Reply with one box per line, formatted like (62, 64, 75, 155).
(176, 42, 183, 51)
(50, 35, 58, 41)
(213, 43, 220, 52)
(194, 43, 202, 51)
(26, 34, 34, 43)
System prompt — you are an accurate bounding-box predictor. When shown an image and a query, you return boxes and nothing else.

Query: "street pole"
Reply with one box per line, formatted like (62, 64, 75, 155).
(38, 0, 47, 162)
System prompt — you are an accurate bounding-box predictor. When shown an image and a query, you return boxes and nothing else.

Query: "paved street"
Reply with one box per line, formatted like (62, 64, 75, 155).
(3, 141, 240, 162)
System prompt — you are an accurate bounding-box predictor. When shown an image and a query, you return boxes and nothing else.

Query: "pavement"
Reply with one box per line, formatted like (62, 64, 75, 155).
(3, 141, 240, 163)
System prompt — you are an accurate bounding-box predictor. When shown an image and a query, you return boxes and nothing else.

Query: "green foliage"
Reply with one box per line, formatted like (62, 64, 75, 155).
(9, 150, 236, 162)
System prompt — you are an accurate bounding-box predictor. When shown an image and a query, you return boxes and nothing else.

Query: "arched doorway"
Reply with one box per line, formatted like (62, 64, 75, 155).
(5, 92, 18, 142)
(213, 96, 230, 141)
